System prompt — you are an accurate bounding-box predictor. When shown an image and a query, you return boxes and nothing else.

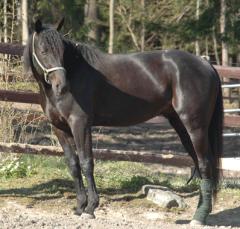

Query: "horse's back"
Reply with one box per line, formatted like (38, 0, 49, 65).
(92, 49, 220, 126)
(132, 49, 217, 81)
(102, 49, 219, 103)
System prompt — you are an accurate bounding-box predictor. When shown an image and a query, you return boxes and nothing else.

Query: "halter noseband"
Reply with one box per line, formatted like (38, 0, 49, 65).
(32, 32, 66, 84)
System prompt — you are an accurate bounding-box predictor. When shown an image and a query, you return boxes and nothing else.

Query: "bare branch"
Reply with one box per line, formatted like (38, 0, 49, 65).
(116, 5, 140, 50)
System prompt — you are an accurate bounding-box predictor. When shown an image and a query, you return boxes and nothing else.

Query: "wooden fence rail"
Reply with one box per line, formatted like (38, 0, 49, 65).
(0, 43, 24, 56)
(0, 90, 40, 104)
(0, 142, 193, 167)
(1, 142, 240, 177)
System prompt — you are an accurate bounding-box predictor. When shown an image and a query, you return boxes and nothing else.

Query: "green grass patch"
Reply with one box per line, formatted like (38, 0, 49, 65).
(95, 160, 199, 194)
(0, 154, 69, 179)
(1, 154, 240, 207)
(0, 155, 199, 196)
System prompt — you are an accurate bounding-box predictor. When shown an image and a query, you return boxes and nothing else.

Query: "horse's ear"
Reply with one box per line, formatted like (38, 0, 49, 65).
(56, 17, 65, 31)
(35, 19, 43, 33)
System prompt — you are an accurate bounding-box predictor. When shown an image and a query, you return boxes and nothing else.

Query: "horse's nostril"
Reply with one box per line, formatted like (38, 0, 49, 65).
(61, 85, 68, 94)
(55, 83, 68, 95)
(52, 77, 68, 96)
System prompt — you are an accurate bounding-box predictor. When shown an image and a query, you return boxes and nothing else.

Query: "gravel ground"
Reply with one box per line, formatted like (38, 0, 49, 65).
(0, 196, 239, 229)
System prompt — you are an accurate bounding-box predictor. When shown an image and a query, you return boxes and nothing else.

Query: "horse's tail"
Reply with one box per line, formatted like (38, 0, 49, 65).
(209, 67, 223, 200)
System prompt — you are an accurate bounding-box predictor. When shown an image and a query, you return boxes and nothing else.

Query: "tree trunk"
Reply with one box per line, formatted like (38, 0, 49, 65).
(85, 0, 99, 44)
(21, 0, 28, 45)
(212, 27, 220, 65)
(204, 0, 209, 58)
(140, 0, 145, 52)
(205, 37, 208, 57)
(108, 0, 114, 54)
(4, 0, 8, 43)
(10, 0, 15, 43)
(195, 0, 200, 56)
(220, 0, 228, 66)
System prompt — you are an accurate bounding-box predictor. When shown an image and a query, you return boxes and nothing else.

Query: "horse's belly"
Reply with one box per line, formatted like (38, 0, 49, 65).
(93, 103, 162, 126)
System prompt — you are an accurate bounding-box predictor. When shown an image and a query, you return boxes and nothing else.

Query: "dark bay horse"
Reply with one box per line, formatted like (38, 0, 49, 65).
(23, 19, 223, 225)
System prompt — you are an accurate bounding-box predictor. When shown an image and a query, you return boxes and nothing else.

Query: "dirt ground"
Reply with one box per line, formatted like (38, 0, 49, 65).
(1, 115, 240, 228)
(0, 187, 240, 229)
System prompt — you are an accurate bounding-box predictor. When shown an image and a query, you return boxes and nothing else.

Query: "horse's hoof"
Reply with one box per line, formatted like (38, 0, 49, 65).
(190, 220, 204, 226)
(73, 207, 84, 216)
(74, 211, 83, 216)
(81, 212, 95, 219)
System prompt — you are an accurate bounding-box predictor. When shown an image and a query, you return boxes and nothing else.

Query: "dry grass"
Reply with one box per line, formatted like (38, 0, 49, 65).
(0, 57, 55, 164)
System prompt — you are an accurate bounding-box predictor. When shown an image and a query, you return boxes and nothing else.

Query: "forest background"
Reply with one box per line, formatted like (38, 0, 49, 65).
(0, 0, 240, 66)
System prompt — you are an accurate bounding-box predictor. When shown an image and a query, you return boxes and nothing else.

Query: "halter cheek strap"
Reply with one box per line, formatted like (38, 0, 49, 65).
(32, 32, 66, 84)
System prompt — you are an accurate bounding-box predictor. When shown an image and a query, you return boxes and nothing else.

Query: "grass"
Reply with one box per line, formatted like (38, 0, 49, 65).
(0, 152, 239, 216)
(2, 154, 240, 218)
(1, 154, 239, 199)
(0, 147, 234, 196)
(0, 103, 52, 144)
(0, 154, 200, 197)
(94, 160, 200, 194)
(0, 155, 201, 213)
(0, 58, 38, 92)
(0, 81, 39, 92)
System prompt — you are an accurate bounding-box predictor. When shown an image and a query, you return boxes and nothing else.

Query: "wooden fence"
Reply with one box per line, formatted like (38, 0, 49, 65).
(0, 42, 240, 176)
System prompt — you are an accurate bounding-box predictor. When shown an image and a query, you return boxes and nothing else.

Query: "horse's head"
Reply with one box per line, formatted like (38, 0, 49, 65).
(27, 18, 68, 96)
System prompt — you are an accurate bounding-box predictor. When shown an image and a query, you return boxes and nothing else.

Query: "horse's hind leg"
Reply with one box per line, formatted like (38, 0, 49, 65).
(166, 111, 199, 175)
(187, 127, 213, 225)
(54, 127, 87, 215)
(167, 110, 213, 225)
(182, 118, 213, 225)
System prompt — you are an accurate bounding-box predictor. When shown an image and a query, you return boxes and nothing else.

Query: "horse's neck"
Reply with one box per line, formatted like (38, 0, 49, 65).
(74, 43, 109, 72)
(64, 41, 117, 83)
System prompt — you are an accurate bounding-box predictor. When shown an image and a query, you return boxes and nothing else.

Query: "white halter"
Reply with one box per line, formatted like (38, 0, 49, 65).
(32, 32, 66, 84)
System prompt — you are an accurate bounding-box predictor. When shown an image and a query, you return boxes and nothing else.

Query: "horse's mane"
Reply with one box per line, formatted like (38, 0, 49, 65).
(63, 37, 104, 71)
(78, 43, 103, 66)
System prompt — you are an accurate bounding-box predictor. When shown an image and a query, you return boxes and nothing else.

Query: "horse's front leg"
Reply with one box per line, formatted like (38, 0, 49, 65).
(53, 127, 88, 215)
(68, 115, 99, 218)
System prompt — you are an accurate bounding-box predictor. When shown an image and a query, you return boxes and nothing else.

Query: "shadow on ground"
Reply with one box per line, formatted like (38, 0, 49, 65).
(207, 207, 240, 227)
(175, 207, 240, 227)
(0, 174, 199, 200)
(0, 179, 75, 200)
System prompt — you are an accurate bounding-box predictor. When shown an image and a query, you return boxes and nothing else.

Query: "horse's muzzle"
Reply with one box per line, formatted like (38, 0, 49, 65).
(50, 71, 69, 97)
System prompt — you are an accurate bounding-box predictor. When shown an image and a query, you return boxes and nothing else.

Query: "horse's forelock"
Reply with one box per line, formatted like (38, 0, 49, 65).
(41, 29, 64, 57)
